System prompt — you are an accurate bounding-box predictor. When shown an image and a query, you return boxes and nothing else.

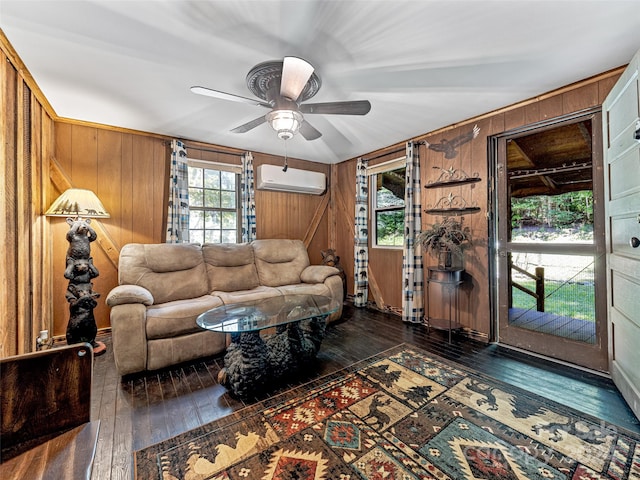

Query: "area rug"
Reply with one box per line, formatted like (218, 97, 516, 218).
(134, 344, 640, 479)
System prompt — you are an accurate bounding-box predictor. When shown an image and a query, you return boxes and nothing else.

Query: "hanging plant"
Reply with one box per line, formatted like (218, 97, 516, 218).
(416, 216, 472, 269)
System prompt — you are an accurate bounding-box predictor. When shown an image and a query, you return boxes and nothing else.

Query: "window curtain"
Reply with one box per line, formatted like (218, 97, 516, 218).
(241, 151, 256, 243)
(354, 157, 369, 307)
(402, 141, 424, 323)
(166, 139, 190, 243)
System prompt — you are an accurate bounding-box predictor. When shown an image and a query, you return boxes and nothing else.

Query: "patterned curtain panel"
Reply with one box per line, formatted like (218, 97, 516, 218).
(402, 141, 425, 323)
(354, 157, 369, 307)
(166, 139, 190, 243)
(241, 151, 256, 243)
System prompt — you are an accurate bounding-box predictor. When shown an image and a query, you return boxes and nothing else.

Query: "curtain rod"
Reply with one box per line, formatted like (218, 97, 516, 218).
(166, 140, 244, 157)
(185, 145, 244, 157)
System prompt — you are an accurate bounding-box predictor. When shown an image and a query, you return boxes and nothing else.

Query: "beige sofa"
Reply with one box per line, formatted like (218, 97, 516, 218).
(106, 239, 343, 375)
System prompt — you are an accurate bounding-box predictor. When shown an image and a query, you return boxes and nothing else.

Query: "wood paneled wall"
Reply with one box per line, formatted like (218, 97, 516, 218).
(50, 133, 333, 337)
(48, 121, 334, 338)
(252, 154, 330, 266)
(51, 123, 169, 334)
(1, 27, 623, 351)
(49, 130, 332, 336)
(175, 146, 331, 265)
(334, 69, 622, 338)
(1, 33, 55, 357)
(1, 31, 335, 347)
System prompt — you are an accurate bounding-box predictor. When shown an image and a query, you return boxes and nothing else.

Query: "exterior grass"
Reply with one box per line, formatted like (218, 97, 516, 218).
(512, 279, 595, 321)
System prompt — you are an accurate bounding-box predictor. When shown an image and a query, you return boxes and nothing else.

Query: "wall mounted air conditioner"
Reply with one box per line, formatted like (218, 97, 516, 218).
(256, 164, 326, 195)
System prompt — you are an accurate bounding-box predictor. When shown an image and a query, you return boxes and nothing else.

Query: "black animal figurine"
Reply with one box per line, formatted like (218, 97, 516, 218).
(63, 217, 105, 355)
(321, 249, 347, 301)
(65, 217, 97, 259)
(66, 294, 99, 345)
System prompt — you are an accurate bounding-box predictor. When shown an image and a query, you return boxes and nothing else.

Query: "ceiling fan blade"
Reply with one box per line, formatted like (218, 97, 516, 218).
(299, 120, 322, 141)
(300, 100, 371, 115)
(230, 115, 267, 133)
(190, 86, 271, 108)
(280, 56, 314, 102)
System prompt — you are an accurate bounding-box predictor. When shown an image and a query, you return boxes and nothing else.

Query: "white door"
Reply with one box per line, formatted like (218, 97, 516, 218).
(602, 48, 640, 419)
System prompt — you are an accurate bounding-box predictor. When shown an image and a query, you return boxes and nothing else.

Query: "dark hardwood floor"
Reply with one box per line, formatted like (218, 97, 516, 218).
(89, 303, 640, 480)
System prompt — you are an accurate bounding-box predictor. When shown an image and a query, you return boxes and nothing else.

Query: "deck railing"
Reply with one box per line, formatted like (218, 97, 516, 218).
(510, 261, 545, 312)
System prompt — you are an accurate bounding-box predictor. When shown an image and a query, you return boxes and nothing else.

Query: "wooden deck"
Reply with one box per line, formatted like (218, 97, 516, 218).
(509, 307, 596, 343)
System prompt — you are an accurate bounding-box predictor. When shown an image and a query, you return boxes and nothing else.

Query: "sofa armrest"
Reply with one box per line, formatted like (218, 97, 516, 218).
(110, 304, 148, 375)
(300, 265, 339, 284)
(323, 275, 344, 323)
(106, 285, 154, 307)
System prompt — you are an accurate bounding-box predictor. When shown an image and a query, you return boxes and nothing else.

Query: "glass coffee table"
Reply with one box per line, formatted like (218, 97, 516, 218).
(197, 294, 341, 398)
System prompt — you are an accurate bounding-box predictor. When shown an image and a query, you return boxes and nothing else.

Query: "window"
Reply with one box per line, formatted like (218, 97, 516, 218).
(370, 161, 406, 247)
(187, 161, 240, 244)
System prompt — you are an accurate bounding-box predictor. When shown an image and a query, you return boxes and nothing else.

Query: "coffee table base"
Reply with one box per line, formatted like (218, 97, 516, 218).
(220, 316, 326, 398)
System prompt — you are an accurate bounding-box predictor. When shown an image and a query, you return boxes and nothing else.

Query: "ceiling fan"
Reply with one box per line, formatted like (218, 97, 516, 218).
(191, 56, 371, 141)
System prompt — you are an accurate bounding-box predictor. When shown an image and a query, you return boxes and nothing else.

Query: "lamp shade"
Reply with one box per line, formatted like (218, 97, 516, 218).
(45, 188, 110, 218)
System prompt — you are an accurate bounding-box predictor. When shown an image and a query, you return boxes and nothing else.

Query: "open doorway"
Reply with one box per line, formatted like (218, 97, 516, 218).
(491, 108, 608, 372)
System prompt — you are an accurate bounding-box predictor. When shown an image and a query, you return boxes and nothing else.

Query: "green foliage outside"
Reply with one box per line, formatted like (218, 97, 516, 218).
(375, 174, 405, 246)
(512, 279, 595, 321)
(511, 190, 593, 229)
(510, 189, 595, 321)
(377, 210, 404, 246)
(377, 189, 595, 247)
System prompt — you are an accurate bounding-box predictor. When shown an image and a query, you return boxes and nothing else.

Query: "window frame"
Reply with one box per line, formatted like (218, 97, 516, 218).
(368, 156, 407, 249)
(186, 158, 242, 244)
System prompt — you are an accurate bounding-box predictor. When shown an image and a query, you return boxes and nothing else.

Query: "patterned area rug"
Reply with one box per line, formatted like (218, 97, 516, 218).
(134, 344, 640, 479)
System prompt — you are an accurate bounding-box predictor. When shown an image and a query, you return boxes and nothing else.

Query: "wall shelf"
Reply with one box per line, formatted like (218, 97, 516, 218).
(424, 192, 480, 216)
(424, 207, 481, 215)
(425, 167, 481, 189)
(425, 177, 481, 189)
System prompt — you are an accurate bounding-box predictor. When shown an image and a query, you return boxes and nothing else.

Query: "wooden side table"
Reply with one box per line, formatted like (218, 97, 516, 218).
(426, 267, 464, 343)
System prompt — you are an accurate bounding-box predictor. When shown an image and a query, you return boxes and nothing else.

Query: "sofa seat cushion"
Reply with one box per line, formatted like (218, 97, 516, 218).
(145, 295, 222, 340)
(213, 286, 281, 305)
(252, 239, 311, 287)
(203, 243, 260, 292)
(276, 283, 333, 297)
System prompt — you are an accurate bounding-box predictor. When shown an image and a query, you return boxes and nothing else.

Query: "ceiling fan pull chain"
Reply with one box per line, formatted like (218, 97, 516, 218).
(283, 140, 289, 172)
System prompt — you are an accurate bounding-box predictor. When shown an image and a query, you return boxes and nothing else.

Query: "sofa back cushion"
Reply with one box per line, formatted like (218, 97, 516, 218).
(118, 243, 208, 304)
(252, 239, 310, 287)
(202, 243, 260, 292)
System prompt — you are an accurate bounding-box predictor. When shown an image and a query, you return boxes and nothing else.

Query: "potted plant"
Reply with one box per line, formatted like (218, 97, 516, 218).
(416, 216, 472, 270)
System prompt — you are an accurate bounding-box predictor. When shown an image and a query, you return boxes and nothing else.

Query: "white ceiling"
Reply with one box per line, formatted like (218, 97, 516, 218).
(2, 1, 640, 164)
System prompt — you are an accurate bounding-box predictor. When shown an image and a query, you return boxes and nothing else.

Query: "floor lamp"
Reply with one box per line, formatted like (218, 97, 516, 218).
(45, 188, 110, 355)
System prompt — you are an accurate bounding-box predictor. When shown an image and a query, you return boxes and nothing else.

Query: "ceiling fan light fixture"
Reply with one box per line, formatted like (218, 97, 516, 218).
(192, 56, 370, 141)
(266, 109, 303, 140)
